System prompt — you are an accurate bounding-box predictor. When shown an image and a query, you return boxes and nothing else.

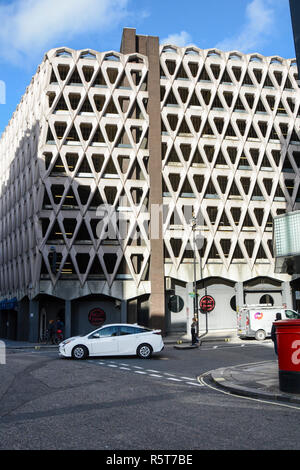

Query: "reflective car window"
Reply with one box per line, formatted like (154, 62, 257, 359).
(98, 326, 119, 337)
(134, 327, 151, 333)
(285, 310, 298, 319)
(119, 326, 135, 336)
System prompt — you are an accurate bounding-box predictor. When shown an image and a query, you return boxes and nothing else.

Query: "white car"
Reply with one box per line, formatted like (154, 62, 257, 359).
(59, 323, 164, 360)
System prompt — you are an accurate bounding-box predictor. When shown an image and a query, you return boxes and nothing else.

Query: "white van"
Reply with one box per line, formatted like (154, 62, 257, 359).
(237, 305, 300, 341)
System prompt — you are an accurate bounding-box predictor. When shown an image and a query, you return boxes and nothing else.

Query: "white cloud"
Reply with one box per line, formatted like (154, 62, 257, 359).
(0, 0, 129, 63)
(161, 31, 194, 48)
(215, 0, 275, 53)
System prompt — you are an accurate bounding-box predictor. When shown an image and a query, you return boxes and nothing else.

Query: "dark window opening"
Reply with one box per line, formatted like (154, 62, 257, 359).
(210, 64, 221, 79)
(77, 186, 91, 205)
(76, 254, 90, 274)
(67, 68, 83, 86)
(75, 222, 91, 242)
(57, 65, 70, 81)
(82, 66, 94, 82)
(245, 239, 255, 257)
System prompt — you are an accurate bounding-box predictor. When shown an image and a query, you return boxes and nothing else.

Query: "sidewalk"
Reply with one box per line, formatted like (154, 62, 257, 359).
(206, 360, 300, 405)
(166, 331, 300, 404)
(164, 329, 240, 345)
(165, 329, 246, 348)
(0, 339, 57, 349)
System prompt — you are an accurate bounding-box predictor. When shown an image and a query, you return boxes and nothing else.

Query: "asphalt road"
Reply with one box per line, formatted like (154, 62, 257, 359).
(1, 341, 300, 451)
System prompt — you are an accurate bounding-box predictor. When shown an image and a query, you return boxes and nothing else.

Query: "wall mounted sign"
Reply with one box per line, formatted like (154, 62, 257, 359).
(88, 308, 106, 327)
(168, 295, 184, 313)
(199, 295, 215, 313)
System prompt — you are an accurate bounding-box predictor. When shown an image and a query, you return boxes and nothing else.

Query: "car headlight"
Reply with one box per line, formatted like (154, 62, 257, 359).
(62, 338, 75, 346)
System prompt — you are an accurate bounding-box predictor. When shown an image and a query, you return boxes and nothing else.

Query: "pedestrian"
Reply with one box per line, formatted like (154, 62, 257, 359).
(271, 312, 282, 355)
(56, 317, 65, 341)
(191, 317, 198, 345)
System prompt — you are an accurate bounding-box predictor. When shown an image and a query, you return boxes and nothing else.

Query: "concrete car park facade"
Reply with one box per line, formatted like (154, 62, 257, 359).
(0, 28, 299, 341)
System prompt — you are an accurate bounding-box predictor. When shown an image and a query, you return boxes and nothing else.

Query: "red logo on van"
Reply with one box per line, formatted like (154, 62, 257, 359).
(254, 312, 263, 320)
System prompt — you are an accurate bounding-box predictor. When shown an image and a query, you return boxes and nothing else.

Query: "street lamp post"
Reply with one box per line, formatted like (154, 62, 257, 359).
(191, 213, 208, 341)
(191, 214, 199, 337)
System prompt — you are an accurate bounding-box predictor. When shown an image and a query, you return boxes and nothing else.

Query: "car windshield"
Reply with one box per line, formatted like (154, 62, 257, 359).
(285, 310, 299, 319)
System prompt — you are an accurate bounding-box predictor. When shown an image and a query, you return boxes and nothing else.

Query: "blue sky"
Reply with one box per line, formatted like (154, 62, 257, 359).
(0, 0, 296, 136)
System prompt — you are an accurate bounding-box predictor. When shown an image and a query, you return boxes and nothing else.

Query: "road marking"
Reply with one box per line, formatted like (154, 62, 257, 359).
(90, 359, 205, 389)
(186, 381, 204, 387)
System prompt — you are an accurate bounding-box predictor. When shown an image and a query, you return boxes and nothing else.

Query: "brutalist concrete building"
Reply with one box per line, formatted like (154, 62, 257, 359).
(0, 28, 299, 341)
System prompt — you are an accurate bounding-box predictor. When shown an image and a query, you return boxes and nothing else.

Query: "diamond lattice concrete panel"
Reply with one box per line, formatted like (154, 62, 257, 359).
(0, 41, 299, 303)
(0, 48, 151, 299)
(160, 45, 300, 282)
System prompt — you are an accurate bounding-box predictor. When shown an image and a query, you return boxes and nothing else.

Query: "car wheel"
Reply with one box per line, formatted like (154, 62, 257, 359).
(255, 329, 266, 341)
(137, 343, 153, 359)
(72, 345, 89, 360)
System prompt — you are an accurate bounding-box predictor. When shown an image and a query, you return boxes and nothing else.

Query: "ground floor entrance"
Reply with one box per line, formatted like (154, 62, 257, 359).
(0, 275, 293, 342)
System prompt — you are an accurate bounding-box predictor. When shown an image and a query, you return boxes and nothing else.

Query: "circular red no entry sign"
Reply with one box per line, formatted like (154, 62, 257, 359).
(199, 295, 215, 313)
(88, 308, 106, 327)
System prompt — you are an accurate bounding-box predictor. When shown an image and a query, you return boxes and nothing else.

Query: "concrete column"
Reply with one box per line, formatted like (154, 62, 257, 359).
(121, 300, 127, 323)
(65, 300, 71, 339)
(120, 28, 165, 333)
(235, 282, 244, 311)
(28, 299, 39, 343)
(120, 28, 136, 55)
(17, 300, 28, 341)
(127, 299, 138, 324)
(282, 281, 293, 309)
(146, 35, 165, 333)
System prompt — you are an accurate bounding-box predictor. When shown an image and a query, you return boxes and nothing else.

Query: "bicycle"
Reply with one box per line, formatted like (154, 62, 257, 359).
(54, 329, 64, 345)
(39, 330, 50, 344)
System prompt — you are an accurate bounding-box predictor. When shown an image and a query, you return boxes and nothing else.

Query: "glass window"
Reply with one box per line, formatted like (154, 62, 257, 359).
(260, 295, 274, 306)
(98, 326, 119, 337)
(119, 326, 135, 336)
(285, 310, 299, 319)
(133, 327, 152, 334)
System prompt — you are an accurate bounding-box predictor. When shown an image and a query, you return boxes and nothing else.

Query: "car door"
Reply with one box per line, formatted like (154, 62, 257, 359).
(117, 325, 138, 354)
(88, 326, 119, 356)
